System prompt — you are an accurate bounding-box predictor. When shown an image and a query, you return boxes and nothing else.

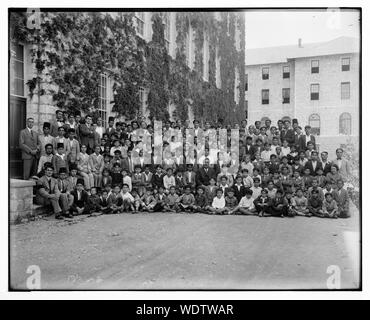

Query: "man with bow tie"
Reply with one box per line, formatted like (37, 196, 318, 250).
(19, 117, 40, 180)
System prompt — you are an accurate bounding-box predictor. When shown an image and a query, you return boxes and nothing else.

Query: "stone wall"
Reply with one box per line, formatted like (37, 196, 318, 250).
(10, 179, 35, 223)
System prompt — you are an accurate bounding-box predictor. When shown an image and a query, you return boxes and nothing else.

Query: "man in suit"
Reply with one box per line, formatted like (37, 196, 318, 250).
(244, 136, 257, 160)
(298, 125, 316, 152)
(196, 158, 217, 187)
(183, 164, 196, 190)
(70, 179, 90, 215)
(79, 115, 95, 154)
(19, 117, 40, 180)
(280, 120, 295, 146)
(320, 151, 332, 176)
(66, 128, 80, 165)
(50, 110, 65, 137)
(38, 122, 54, 157)
(105, 116, 116, 137)
(332, 148, 351, 181)
(35, 164, 63, 219)
(332, 179, 350, 218)
(57, 167, 74, 217)
(304, 151, 323, 176)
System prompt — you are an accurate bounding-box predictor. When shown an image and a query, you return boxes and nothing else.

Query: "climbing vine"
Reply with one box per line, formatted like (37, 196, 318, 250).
(10, 11, 245, 124)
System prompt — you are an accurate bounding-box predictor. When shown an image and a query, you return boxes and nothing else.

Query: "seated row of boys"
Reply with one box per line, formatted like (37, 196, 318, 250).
(36, 158, 350, 219)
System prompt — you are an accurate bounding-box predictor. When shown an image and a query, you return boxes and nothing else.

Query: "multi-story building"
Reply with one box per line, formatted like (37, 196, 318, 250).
(9, 11, 245, 177)
(245, 36, 359, 157)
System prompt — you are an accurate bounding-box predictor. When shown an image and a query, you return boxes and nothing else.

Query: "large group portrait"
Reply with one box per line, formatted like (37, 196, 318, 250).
(8, 7, 361, 291)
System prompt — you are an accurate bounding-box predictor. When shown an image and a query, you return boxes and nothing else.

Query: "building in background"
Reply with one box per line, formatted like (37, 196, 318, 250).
(245, 36, 359, 157)
(10, 11, 245, 178)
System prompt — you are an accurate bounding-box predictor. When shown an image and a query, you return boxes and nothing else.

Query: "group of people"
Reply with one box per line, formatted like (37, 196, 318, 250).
(19, 110, 351, 219)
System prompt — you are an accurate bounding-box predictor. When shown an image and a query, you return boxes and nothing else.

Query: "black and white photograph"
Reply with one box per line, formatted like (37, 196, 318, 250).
(7, 5, 362, 292)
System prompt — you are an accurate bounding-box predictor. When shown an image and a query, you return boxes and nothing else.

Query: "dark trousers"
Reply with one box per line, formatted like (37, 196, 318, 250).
(23, 157, 37, 180)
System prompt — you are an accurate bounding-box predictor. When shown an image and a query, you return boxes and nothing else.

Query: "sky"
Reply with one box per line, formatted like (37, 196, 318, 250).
(244, 9, 360, 49)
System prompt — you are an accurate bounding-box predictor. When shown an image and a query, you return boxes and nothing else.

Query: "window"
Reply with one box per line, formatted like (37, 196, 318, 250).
(341, 82, 350, 99)
(99, 74, 108, 127)
(339, 113, 352, 135)
(245, 74, 248, 91)
(283, 66, 290, 79)
(310, 84, 319, 100)
(311, 60, 319, 73)
(342, 58, 350, 71)
(203, 33, 209, 81)
(162, 13, 170, 52)
(261, 89, 269, 104)
(10, 44, 24, 96)
(262, 67, 269, 80)
(309, 114, 320, 135)
(135, 12, 145, 37)
(282, 88, 290, 104)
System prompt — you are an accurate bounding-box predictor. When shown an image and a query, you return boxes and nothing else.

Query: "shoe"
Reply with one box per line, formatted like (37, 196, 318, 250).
(55, 213, 64, 220)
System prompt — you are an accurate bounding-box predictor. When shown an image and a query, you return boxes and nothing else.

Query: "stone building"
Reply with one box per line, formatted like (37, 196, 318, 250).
(10, 11, 245, 178)
(245, 36, 359, 157)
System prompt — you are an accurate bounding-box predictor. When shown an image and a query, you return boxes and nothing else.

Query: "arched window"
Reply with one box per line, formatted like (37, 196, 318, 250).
(309, 114, 320, 135)
(339, 113, 352, 135)
(261, 117, 270, 126)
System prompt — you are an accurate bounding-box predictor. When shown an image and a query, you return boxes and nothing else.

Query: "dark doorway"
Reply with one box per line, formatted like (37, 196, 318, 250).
(9, 96, 26, 178)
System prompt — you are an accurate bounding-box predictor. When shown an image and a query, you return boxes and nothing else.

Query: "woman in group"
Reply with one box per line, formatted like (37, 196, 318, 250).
(326, 164, 344, 185)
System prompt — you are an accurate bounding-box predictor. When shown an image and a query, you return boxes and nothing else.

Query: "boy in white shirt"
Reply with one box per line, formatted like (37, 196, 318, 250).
(208, 188, 227, 215)
(231, 189, 256, 215)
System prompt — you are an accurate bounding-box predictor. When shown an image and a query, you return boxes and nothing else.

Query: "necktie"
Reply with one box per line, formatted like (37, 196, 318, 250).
(48, 179, 52, 192)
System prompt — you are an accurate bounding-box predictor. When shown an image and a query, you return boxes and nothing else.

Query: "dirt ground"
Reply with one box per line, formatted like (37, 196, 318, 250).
(10, 203, 360, 290)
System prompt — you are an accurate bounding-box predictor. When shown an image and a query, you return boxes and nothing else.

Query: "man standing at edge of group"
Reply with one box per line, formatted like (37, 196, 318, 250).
(79, 115, 95, 154)
(19, 117, 40, 180)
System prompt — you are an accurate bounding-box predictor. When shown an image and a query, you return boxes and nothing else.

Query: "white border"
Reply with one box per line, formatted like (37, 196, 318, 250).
(1, 0, 368, 300)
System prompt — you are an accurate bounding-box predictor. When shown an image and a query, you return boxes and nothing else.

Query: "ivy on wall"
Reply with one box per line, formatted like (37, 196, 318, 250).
(10, 11, 245, 125)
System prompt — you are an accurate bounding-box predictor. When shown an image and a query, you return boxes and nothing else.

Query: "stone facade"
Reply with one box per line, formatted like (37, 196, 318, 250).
(245, 39, 359, 159)
(10, 179, 35, 223)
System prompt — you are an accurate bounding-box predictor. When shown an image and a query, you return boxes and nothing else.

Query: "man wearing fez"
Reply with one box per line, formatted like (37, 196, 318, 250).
(50, 110, 65, 137)
(35, 164, 64, 219)
(57, 167, 74, 217)
(19, 117, 40, 180)
(79, 115, 96, 154)
(38, 122, 54, 157)
(106, 116, 116, 137)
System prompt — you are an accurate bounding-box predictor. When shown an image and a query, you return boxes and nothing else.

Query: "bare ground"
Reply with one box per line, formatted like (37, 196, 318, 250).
(10, 203, 360, 290)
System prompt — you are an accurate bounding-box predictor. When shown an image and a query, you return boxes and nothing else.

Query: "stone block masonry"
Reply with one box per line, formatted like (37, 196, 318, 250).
(10, 179, 35, 223)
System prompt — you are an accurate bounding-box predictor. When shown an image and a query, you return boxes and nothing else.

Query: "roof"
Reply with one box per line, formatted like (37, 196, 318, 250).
(245, 36, 359, 66)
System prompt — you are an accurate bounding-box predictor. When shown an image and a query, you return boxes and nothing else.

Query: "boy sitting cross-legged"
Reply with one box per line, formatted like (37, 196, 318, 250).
(193, 186, 209, 213)
(70, 179, 90, 216)
(140, 188, 157, 212)
(164, 186, 179, 213)
(224, 188, 239, 215)
(231, 188, 256, 215)
(120, 183, 135, 213)
(176, 185, 196, 213)
(253, 188, 271, 217)
(322, 192, 339, 218)
(208, 188, 227, 215)
(107, 184, 124, 214)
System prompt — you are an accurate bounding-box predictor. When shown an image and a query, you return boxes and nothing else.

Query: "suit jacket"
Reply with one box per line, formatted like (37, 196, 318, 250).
(57, 178, 74, 193)
(67, 175, 79, 190)
(196, 167, 217, 186)
(152, 173, 164, 189)
(232, 184, 247, 202)
(332, 158, 351, 179)
(280, 128, 295, 146)
(36, 175, 60, 204)
(19, 128, 39, 160)
(50, 120, 64, 137)
(182, 171, 196, 188)
(298, 134, 316, 152)
(244, 144, 257, 159)
(65, 139, 80, 163)
(333, 188, 349, 211)
(79, 124, 95, 149)
(322, 161, 332, 176)
(105, 126, 116, 137)
(304, 160, 323, 176)
(52, 154, 69, 175)
(71, 189, 89, 208)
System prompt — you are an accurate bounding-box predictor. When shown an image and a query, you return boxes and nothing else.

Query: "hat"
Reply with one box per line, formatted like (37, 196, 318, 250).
(108, 116, 115, 122)
(74, 110, 81, 117)
(76, 178, 84, 186)
(43, 122, 51, 129)
(56, 143, 64, 149)
(59, 167, 67, 174)
(68, 128, 75, 133)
